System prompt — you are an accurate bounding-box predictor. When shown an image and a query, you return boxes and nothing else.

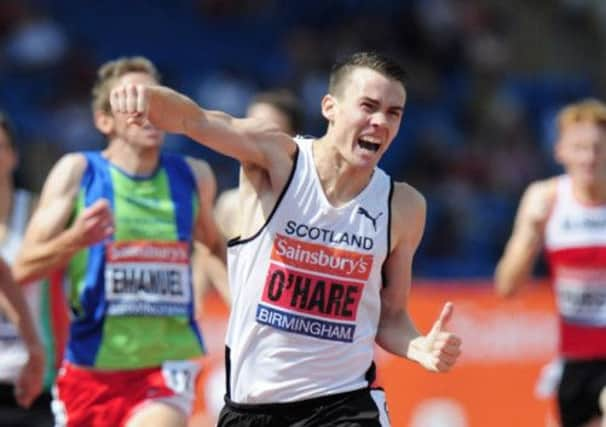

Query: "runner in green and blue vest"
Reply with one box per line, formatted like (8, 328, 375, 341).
(13, 56, 225, 427)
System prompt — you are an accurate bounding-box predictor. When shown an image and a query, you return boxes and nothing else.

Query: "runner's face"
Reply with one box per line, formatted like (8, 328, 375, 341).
(329, 67, 405, 169)
(556, 121, 606, 186)
(0, 128, 16, 180)
(110, 72, 164, 148)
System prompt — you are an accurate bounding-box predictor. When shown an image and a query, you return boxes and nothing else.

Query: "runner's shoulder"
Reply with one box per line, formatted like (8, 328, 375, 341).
(391, 181, 425, 216)
(48, 152, 89, 188)
(522, 177, 558, 207)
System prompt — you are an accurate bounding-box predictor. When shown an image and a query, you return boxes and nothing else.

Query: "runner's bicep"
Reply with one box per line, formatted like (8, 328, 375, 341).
(380, 184, 426, 310)
(503, 202, 545, 264)
(380, 240, 413, 318)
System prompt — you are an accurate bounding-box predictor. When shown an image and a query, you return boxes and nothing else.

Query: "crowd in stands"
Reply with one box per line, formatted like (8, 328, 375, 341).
(1, 0, 605, 277)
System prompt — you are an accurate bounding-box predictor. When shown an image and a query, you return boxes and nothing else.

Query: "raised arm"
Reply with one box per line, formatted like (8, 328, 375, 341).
(13, 154, 114, 284)
(377, 183, 461, 372)
(494, 180, 555, 297)
(110, 84, 296, 172)
(0, 258, 44, 407)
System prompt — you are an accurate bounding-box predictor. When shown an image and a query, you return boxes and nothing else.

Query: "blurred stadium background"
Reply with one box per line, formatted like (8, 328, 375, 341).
(1, 0, 605, 425)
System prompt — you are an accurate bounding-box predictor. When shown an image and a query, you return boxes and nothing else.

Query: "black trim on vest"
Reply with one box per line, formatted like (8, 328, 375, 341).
(381, 178, 395, 288)
(365, 361, 377, 384)
(227, 145, 300, 247)
(225, 345, 231, 399)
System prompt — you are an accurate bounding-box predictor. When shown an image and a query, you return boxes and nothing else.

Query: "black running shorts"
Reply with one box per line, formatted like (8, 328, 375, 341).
(217, 387, 391, 427)
(558, 359, 606, 427)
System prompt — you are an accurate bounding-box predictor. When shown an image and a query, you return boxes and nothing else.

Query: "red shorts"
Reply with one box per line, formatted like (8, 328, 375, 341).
(52, 361, 200, 427)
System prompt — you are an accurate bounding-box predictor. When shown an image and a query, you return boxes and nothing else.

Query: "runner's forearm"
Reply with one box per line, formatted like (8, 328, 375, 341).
(376, 308, 420, 359)
(13, 228, 80, 284)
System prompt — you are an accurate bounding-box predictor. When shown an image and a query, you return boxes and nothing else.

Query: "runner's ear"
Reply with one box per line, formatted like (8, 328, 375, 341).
(94, 110, 114, 137)
(321, 94, 337, 123)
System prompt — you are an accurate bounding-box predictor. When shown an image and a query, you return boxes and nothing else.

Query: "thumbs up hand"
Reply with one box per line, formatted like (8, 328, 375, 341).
(407, 302, 462, 372)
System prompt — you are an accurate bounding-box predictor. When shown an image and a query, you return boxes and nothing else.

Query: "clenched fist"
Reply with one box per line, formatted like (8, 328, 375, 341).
(110, 84, 200, 134)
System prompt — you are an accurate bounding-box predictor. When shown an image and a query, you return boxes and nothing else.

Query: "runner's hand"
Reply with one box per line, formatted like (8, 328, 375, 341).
(70, 199, 114, 248)
(14, 345, 44, 408)
(408, 302, 462, 372)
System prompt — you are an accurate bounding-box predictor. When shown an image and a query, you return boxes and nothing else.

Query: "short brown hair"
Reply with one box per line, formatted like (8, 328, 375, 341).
(328, 51, 407, 98)
(557, 98, 606, 133)
(249, 89, 303, 135)
(91, 56, 160, 113)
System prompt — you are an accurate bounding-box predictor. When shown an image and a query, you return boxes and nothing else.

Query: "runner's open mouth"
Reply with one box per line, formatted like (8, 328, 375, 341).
(358, 138, 380, 152)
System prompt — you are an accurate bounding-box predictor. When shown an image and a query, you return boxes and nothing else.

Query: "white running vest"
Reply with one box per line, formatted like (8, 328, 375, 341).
(0, 189, 41, 382)
(545, 175, 606, 358)
(225, 137, 392, 403)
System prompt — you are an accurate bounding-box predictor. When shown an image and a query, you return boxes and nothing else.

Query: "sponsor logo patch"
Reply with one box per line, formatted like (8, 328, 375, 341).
(357, 207, 383, 231)
(271, 234, 372, 280)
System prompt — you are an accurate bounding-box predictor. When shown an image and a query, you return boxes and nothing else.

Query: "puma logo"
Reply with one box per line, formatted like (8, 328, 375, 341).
(357, 207, 383, 231)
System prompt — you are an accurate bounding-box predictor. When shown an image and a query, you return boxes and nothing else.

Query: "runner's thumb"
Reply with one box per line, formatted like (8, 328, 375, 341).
(429, 302, 454, 336)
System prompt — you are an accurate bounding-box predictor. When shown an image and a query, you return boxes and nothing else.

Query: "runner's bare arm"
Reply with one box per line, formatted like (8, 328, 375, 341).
(0, 258, 44, 407)
(186, 157, 230, 306)
(13, 154, 114, 284)
(377, 183, 461, 372)
(191, 242, 230, 309)
(110, 85, 296, 173)
(376, 183, 425, 356)
(494, 180, 555, 297)
(0, 258, 43, 360)
(186, 157, 226, 263)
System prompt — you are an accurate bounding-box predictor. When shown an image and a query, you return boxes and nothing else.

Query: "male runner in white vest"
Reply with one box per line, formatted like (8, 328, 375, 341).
(111, 51, 462, 427)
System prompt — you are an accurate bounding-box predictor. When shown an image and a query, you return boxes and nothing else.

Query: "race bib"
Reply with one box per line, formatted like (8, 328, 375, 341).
(162, 360, 200, 397)
(256, 234, 373, 342)
(105, 241, 192, 316)
(556, 273, 606, 326)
